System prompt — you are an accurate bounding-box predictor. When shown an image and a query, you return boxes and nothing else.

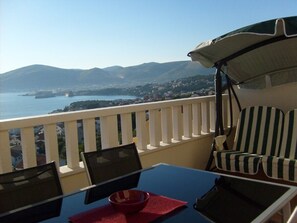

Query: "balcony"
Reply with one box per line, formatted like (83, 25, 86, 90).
(0, 94, 235, 194)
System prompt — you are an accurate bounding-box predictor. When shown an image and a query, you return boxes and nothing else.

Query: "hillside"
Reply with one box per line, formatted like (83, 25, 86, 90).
(0, 61, 214, 92)
(51, 74, 215, 114)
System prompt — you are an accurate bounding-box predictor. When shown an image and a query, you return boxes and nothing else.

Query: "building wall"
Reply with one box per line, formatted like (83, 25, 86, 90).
(235, 82, 297, 113)
(59, 134, 216, 194)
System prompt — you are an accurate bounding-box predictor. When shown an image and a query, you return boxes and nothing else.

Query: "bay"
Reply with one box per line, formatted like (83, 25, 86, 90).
(0, 92, 136, 120)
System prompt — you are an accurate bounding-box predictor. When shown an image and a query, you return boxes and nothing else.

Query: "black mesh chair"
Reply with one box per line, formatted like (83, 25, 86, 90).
(81, 143, 142, 185)
(0, 161, 63, 214)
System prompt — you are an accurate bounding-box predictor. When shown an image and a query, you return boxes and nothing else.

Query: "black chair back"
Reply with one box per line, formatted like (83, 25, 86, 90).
(81, 143, 142, 185)
(0, 161, 63, 214)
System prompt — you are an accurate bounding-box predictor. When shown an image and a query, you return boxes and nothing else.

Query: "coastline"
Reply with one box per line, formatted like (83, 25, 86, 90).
(0, 92, 137, 120)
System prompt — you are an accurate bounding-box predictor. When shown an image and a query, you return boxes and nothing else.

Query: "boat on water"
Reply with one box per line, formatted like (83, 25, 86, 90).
(64, 91, 74, 97)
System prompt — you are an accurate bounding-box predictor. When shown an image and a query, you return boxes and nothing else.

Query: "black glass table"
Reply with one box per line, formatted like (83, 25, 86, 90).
(1, 163, 296, 223)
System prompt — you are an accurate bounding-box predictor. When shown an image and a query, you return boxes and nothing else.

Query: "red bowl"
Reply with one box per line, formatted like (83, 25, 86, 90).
(108, 190, 150, 214)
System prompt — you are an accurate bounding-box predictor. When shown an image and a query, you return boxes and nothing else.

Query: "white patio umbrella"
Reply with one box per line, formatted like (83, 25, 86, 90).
(187, 16, 297, 170)
(188, 16, 297, 84)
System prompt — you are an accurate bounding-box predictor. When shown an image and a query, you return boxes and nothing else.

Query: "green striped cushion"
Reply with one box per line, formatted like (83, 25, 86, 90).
(278, 109, 297, 159)
(213, 106, 284, 175)
(262, 109, 297, 182)
(262, 156, 297, 182)
(214, 150, 261, 174)
(233, 106, 284, 156)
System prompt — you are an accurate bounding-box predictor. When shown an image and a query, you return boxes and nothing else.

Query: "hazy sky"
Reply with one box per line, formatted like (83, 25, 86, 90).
(0, 0, 296, 73)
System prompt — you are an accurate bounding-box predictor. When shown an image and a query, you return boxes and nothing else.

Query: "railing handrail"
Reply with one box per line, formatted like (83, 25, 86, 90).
(0, 94, 235, 174)
(0, 95, 221, 130)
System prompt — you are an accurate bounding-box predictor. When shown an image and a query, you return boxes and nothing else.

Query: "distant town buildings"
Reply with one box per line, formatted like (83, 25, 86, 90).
(9, 74, 214, 169)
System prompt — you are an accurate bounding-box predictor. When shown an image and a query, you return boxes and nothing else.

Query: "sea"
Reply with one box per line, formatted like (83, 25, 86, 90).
(0, 92, 137, 120)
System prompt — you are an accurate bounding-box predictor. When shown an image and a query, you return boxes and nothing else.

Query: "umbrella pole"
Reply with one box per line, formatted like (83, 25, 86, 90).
(205, 63, 224, 170)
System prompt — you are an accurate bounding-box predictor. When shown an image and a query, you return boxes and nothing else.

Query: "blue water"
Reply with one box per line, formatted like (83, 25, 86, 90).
(0, 92, 136, 120)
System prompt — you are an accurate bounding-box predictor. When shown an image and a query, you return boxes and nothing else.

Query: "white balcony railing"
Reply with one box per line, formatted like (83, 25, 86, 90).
(0, 95, 233, 177)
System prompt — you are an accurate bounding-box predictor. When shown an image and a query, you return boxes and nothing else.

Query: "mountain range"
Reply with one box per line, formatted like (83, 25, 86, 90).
(0, 61, 213, 92)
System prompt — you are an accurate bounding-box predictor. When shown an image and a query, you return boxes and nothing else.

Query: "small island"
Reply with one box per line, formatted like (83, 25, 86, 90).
(35, 91, 56, 99)
(50, 74, 215, 113)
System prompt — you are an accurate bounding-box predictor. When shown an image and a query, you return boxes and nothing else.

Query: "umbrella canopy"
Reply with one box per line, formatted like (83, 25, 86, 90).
(188, 16, 297, 84)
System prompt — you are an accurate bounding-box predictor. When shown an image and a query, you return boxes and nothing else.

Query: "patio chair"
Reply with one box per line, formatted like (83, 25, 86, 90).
(213, 106, 284, 174)
(0, 161, 63, 214)
(81, 143, 142, 185)
(262, 109, 297, 182)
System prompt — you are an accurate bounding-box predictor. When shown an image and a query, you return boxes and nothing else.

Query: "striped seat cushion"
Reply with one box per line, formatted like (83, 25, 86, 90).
(262, 156, 297, 182)
(214, 150, 262, 174)
(214, 106, 284, 175)
(232, 106, 283, 155)
(262, 109, 297, 182)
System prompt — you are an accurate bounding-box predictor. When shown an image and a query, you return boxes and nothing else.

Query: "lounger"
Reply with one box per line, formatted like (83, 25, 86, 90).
(214, 106, 284, 174)
(262, 109, 297, 182)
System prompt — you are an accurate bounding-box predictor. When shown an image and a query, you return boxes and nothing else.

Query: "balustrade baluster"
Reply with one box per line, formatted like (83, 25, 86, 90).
(82, 118, 97, 152)
(149, 109, 161, 147)
(21, 127, 36, 168)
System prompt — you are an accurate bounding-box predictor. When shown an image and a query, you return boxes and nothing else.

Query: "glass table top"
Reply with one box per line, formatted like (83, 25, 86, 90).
(0, 164, 295, 223)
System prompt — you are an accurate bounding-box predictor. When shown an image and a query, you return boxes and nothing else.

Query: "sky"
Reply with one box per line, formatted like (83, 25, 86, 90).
(0, 0, 296, 74)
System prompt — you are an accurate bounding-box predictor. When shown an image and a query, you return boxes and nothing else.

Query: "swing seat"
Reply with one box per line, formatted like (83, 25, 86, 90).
(213, 106, 284, 175)
(262, 109, 297, 182)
